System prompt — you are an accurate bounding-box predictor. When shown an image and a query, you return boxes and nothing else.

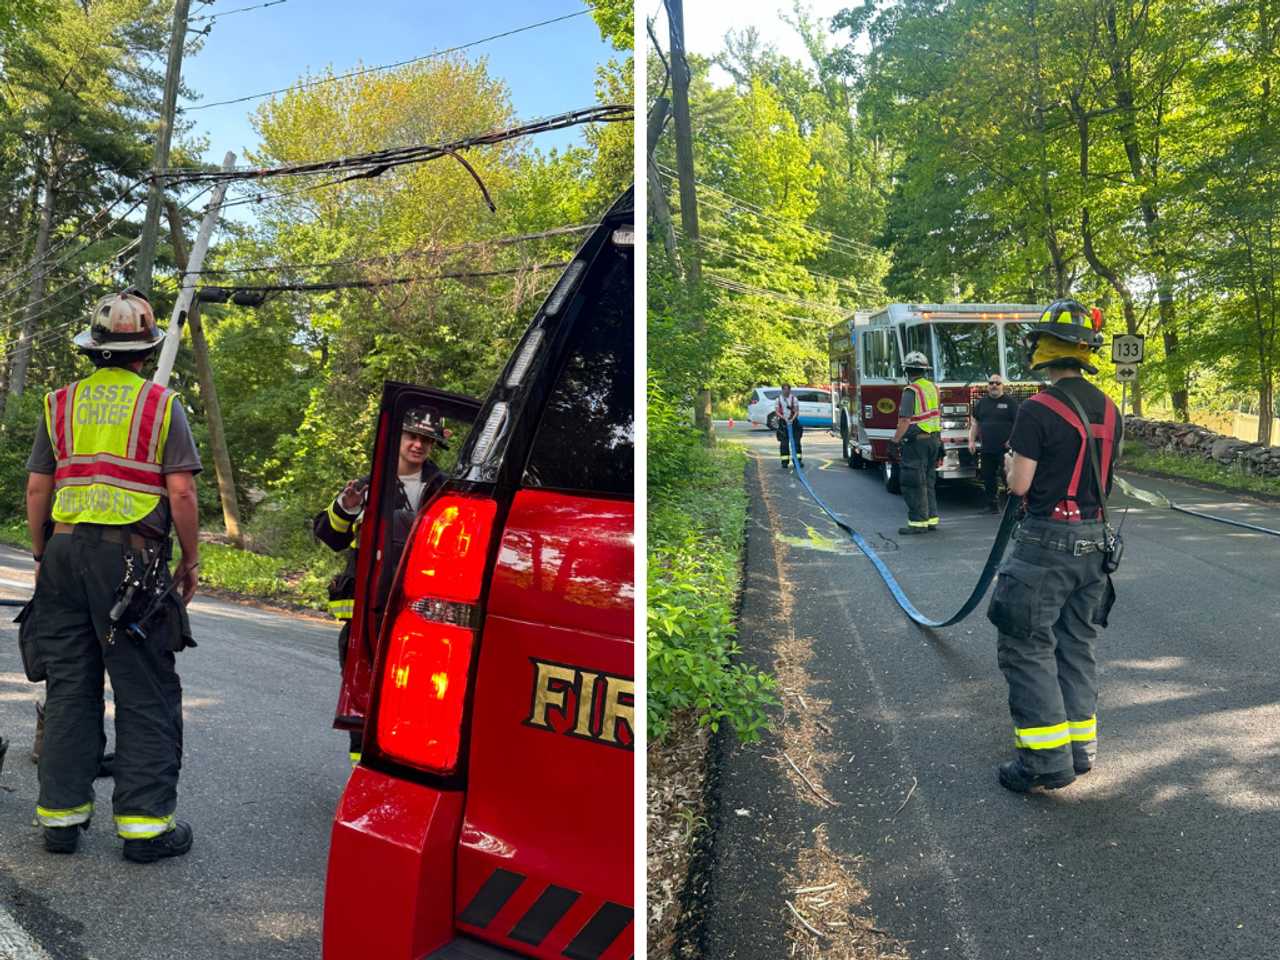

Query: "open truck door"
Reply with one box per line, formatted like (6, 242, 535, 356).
(333, 383, 482, 739)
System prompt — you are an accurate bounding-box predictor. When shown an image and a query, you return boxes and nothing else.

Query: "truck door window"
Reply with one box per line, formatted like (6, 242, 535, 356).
(523, 252, 633, 496)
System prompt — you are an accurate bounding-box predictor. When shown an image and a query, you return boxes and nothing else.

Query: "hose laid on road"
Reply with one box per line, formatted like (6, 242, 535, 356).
(1113, 475, 1280, 537)
(784, 422, 1017, 628)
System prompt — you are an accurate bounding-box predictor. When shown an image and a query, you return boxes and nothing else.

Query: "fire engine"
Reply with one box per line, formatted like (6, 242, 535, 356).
(323, 191, 634, 959)
(828, 303, 1045, 492)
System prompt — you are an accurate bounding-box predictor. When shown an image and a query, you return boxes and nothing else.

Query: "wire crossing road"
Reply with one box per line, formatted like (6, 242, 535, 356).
(0, 545, 347, 960)
(706, 425, 1280, 960)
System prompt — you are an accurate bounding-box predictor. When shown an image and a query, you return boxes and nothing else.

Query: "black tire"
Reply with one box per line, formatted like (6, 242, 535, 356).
(882, 459, 901, 495)
(767, 412, 778, 432)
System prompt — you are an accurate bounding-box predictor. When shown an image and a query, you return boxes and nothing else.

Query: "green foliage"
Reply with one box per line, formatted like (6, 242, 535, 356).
(647, 384, 778, 743)
(198, 540, 334, 610)
(585, 0, 633, 51)
(0, 392, 43, 519)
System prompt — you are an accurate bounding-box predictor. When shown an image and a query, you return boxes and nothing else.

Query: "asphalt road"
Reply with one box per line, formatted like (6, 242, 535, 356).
(0, 544, 348, 960)
(707, 422, 1280, 960)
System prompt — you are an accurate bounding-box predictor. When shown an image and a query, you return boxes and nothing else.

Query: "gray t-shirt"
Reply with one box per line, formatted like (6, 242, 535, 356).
(28, 392, 203, 538)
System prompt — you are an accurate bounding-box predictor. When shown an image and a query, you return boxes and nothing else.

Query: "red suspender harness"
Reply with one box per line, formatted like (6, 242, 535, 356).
(1024, 391, 1117, 522)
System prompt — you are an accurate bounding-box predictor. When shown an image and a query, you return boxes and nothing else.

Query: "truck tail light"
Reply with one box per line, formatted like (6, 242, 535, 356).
(374, 494, 498, 775)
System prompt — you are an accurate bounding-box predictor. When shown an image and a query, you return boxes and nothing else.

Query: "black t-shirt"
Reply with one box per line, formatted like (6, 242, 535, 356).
(972, 394, 1019, 451)
(1008, 378, 1118, 519)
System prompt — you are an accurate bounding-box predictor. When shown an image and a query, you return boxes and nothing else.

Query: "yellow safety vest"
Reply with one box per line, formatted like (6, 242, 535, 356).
(906, 378, 941, 433)
(44, 367, 174, 525)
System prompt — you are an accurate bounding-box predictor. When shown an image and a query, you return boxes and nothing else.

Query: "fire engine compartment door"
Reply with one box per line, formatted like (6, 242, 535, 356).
(454, 490, 634, 960)
(334, 381, 481, 729)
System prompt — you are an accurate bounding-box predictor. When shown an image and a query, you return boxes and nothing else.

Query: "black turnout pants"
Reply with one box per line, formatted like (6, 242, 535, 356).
(899, 432, 940, 527)
(777, 419, 804, 465)
(988, 518, 1110, 776)
(31, 530, 182, 834)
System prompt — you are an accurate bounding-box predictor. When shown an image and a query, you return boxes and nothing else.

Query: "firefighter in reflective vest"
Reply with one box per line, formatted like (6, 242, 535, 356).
(988, 299, 1118, 793)
(892, 351, 942, 535)
(24, 290, 200, 860)
(314, 407, 450, 763)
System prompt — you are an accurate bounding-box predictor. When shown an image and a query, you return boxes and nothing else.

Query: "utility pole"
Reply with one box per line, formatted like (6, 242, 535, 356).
(166, 191, 243, 546)
(134, 0, 192, 297)
(154, 152, 234, 386)
(646, 97, 677, 260)
(666, 0, 712, 439)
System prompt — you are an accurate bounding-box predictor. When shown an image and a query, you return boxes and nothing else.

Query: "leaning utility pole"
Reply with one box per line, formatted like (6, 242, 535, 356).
(667, 0, 712, 439)
(165, 190, 243, 546)
(133, 0, 192, 297)
(154, 151, 235, 386)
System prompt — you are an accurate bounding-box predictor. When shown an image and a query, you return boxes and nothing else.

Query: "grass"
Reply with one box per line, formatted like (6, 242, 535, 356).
(0, 516, 337, 611)
(1119, 441, 1280, 499)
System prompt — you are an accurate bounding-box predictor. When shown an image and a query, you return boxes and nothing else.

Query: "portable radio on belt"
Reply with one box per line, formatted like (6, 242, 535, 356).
(106, 547, 167, 645)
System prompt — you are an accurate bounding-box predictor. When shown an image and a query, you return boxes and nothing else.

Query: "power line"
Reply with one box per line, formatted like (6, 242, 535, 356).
(0, 180, 148, 291)
(196, 260, 569, 300)
(182, 10, 592, 112)
(683, 230, 882, 301)
(656, 163, 882, 256)
(706, 274, 848, 316)
(189, 0, 287, 24)
(191, 223, 598, 275)
(160, 106, 633, 184)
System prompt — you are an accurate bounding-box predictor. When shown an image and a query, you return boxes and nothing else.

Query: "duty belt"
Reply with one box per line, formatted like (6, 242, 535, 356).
(53, 522, 162, 552)
(1013, 526, 1105, 556)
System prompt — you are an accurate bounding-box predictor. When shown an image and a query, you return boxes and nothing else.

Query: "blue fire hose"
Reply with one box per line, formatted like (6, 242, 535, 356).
(784, 421, 1018, 628)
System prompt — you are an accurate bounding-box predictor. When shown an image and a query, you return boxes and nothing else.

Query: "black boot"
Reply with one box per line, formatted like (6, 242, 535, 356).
(0, 735, 7, 776)
(123, 821, 194, 864)
(997, 759, 1075, 793)
(898, 526, 928, 536)
(43, 821, 90, 854)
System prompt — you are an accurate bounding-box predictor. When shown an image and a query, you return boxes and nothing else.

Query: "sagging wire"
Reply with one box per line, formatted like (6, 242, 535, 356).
(157, 106, 634, 185)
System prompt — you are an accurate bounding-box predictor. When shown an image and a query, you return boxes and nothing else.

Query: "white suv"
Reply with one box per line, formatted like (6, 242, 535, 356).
(747, 386, 782, 430)
(748, 386, 833, 431)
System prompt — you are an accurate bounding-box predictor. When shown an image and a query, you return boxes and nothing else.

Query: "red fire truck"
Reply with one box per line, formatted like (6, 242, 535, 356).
(828, 303, 1044, 492)
(323, 192, 634, 959)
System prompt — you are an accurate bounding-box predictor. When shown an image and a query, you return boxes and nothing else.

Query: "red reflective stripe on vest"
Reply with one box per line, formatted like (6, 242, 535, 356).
(54, 460, 166, 491)
(131, 383, 166, 460)
(51, 384, 73, 461)
(1025, 391, 1118, 520)
(906, 383, 939, 423)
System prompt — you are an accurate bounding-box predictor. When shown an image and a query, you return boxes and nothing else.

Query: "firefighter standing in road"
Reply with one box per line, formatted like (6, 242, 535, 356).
(892, 351, 942, 535)
(775, 383, 804, 469)
(988, 299, 1119, 793)
(968, 374, 1020, 513)
(315, 407, 451, 763)
(24, 290, 200, 860)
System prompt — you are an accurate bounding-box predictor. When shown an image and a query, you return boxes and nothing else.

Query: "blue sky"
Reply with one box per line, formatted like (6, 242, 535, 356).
(178, 0, 617, 166)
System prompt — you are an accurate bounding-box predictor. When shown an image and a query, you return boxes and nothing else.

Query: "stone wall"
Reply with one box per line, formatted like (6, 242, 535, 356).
(1126, 417, 1280, 478)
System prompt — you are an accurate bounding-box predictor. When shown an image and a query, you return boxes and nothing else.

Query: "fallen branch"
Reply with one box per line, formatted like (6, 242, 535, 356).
(892, 776, 918, 818)
(793, 882, 837, 896)
(785, 899, 827, 940)
(782, 753, 840, 807)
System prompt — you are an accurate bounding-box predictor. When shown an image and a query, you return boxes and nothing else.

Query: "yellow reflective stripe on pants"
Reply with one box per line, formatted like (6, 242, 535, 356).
(329, 598, 353, 620)
(115, 813, 175, 839)
(326, 502, 352, 534)
(1014, 721, 1071, 750)
(36, 802, 92, 827)
(907, 520, 929, 528)
(349, 752, 361, 767)
(1069, 716, 1097, 741)
(926, 517, 939, 526)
